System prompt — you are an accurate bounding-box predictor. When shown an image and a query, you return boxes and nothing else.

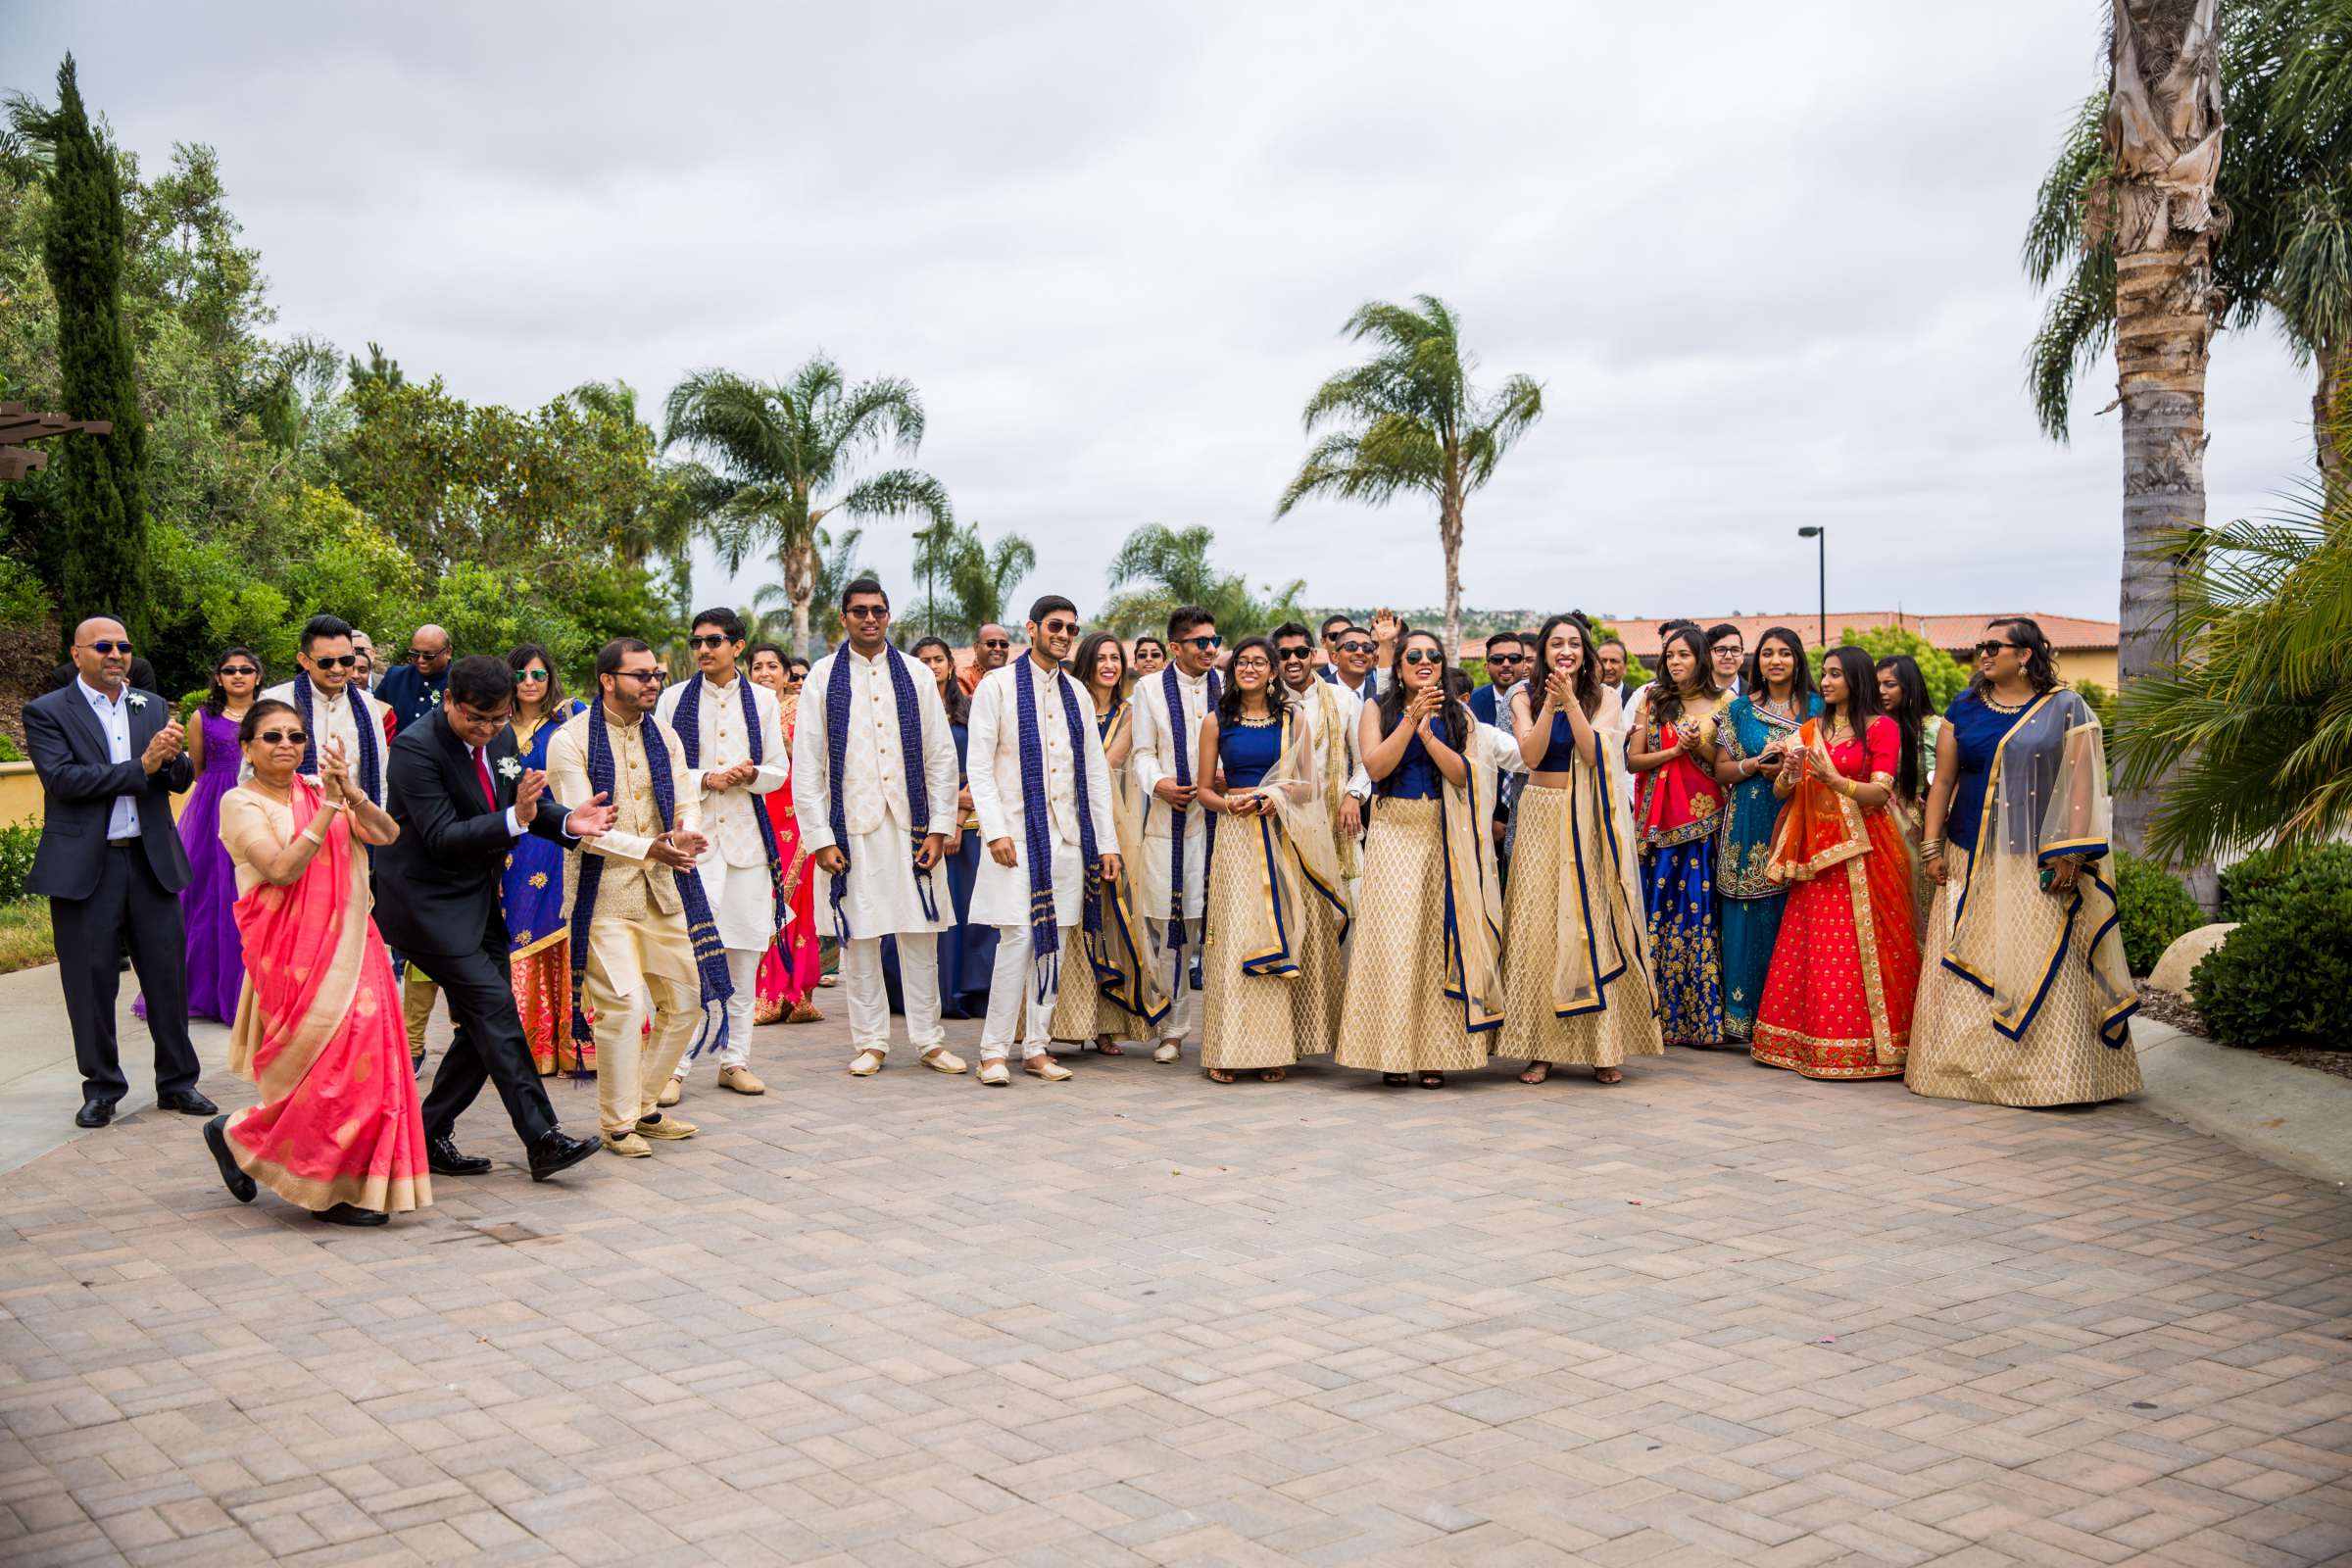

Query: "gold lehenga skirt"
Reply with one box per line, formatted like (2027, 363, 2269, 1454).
(1200, 814, 1342, 1070)
(1905, 845, 2144, 1107)
(1496, 785, 1663, 1068)
(1335, 797, 1492, 1075)
(1049, 940, 1154, 1045)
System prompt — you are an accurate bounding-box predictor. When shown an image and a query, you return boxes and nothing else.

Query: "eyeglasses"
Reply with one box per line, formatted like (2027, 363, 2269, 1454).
(254, 729, 309, 747)
(1179, 635, 1222, 651)
(79, 640, 132, 655)
(516, 669, 550, 682)
(843, 605, 889, 620)
(612, 668, 666, 684)
(1974, 640, 2029, 658)
(312, 654, 359, 668)
(1401, 648, 1444, 665)
(687, 634, 735, 651)
(1276, 647, 1313, 662)
(981, 637, 1010, 649)
(217, 665, 258, 678)
(1338, 640, 1374, 655)
(1714, 648, 1744, 660)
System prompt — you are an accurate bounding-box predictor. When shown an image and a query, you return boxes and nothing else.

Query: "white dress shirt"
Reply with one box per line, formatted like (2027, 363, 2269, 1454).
(78, 676, 141, 840)
(260, 676, 388, 803)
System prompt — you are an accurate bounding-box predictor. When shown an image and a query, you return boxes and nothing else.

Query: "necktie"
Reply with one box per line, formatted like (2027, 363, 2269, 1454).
(472, 746, 496, 812)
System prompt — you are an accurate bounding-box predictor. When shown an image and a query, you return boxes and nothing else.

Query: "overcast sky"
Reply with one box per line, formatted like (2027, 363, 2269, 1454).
(17, 2, 2322, 626)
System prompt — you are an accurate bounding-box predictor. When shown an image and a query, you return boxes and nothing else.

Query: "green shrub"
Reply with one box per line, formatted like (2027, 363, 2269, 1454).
(0, 819, 38, 903)
(2192, 852, 2352, 1048)
(2113, 850, 2205, 976)
(2219, 843, 2352, 919)
(0, 731, 24, 763)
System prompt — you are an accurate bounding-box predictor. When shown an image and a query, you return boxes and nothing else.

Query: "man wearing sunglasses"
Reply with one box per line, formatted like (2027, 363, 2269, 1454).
(959, 622, 1013, 696)
(373, 623, 453, 733)
(1276, 621, 1366, 881)
(794, 578, 969, 1079)
(263, 613, 392, 808)
(653, 608, 787, 1102)
(25, 615, 213, 1130)
(1321, 622, 1385, 705)
(1130, 605, 1225, 1064)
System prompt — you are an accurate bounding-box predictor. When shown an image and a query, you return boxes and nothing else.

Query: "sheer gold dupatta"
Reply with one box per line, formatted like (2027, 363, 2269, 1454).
(1226, 710, 1348, 978)
(1546, 691, 1649, 1018)
(1439, 721, 1507, 1034)
(1089, 704, 1171, 1026)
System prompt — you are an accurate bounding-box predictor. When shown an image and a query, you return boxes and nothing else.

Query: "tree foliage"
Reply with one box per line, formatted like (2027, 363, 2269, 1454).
(1101, 523, 1305, 640)
(909, 519, 1035, 641)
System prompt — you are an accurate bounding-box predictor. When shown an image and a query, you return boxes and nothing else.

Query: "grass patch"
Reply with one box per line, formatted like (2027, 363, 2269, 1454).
(0, 897, 53, 973)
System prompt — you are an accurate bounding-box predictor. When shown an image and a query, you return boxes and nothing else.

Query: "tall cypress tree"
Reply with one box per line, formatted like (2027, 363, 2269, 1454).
(39, 55, 150, 649)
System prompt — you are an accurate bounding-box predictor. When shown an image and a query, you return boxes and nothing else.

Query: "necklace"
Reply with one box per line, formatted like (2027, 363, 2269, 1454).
(1982, 688, 2033, 714)
(1236, 707, 1277, 727)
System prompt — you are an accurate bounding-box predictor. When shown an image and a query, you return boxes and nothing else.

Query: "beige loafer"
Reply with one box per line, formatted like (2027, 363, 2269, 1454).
(657, 1077, 682, 1107)
(921, 1048, 968, 1075)
(717, 1065, 765, 1095)
(1152, 1041, 1182, 1064)
(849, 1050, 885, 1077)
(977, 1060, 1010, 1087)
(636, 1114, 696, 1140)
(1025, 1056, 1073, 1082)
(602, 1131, 652, 1158)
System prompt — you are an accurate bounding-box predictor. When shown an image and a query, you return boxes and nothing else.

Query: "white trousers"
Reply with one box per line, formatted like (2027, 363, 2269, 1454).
(675, 946, 761, 1079)
(841, 933, 944, 1055)
(1148, 918, 1201, 1044)
(981, 923, 1070, 1062)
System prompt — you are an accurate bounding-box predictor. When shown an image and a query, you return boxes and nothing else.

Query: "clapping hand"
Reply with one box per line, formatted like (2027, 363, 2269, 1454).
(1544, 668, 1576, 712)
(140, 720, 186, 773)
(563, 791, 617, 840)
(1405, 683, 1443, 730)
(514, 766, 547, 824)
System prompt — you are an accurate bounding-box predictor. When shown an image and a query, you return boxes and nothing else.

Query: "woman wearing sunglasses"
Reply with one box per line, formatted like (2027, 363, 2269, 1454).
(500, 645, 592, 1074)
(1906, 619, 2139, 1106)
(202, 700, 427, 1227)
(1337, 630, 1507, 1088)
(1129, 636, 1167, 678)
(166, 648, 265, 1024)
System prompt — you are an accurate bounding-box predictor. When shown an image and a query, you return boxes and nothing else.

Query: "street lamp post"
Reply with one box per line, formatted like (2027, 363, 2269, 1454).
(1796, 525, 1826, 649)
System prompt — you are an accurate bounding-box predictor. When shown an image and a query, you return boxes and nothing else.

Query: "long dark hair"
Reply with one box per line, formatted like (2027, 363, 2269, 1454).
(1375, 630, 1467, 793)
(908, 635, 969, 725)
(1072, 631, 1128, 710)
(1216, 636, 1287, 727)
(1972, 616, 2060, 696)
(205, 646, 262, 717)
(1874, 655, 1928, 804)
(1648, 624, 1719, 725)
(507, 643, 565, 723)
(1741, 626, 1815, 710)
(1817, 646, 1884, 737)
(1534, 613, 1601, 717)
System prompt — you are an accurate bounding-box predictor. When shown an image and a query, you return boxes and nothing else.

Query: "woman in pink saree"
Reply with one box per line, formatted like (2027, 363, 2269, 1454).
(200, 699, 430, 1227)
(749, 645, 822, 1022)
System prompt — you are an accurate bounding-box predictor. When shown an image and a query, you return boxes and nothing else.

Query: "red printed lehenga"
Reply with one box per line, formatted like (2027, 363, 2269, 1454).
(1749, 715, 1921, 1080)
(755, 692, 822, 1022)
(220, 778, 431, 1214)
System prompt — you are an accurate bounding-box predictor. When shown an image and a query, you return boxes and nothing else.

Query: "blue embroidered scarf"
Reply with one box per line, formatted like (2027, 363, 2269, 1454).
(295, 677, 382, 805)
(823, 647, 937, 938)
(671, 673, 786, 942)
(1160, 664, 1219, 979)
(566, 710, 737, 1059)
(1014, 661, 1102, 1002)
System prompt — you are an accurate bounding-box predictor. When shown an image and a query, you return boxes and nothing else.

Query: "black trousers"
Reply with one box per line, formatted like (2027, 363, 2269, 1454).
(52, 845, 201, 1102)
(414, 941, 558, 1150)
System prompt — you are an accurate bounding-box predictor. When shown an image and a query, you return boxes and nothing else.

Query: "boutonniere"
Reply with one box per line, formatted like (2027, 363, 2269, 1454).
(498, 757, 522, 780)
(430, 690, 444, 707)
(126, 692, 149, 710)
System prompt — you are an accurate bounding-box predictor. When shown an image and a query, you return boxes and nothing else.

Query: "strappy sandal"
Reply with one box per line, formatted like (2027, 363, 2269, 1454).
(1419, 1073, 1446, 1090)
(1206, 1067, 1236, 1084)
(1259, 1067, 1287, 1083)
(1519, 1062, 1551, 1085)
(1092, 1037, 1124, 1055)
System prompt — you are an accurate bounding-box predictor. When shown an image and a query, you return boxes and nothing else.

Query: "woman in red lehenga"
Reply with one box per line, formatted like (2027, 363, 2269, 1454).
(749, 644, 822, 1023)
(1749, 647, 1922, 1081)
(200, 700, 430, 1227)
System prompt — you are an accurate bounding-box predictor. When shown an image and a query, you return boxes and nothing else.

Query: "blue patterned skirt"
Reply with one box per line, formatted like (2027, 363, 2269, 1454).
(1642, 839, 1725, 1046)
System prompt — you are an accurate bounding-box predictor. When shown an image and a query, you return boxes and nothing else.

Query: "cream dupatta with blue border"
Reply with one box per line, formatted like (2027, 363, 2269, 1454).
(1941, 688, 2135, 1048)
(1438, 724, 1509, 1034)
(1222, 710, 1349, 980)
(1546, 694, 1650, 1019)
(1087, 703, 1171, 1026)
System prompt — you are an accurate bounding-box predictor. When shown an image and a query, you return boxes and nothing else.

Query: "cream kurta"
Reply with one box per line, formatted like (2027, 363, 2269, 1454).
(546, 709, 704, 995)
(260, 678, 390, 803)
(965, 660, 1115, 929)
(792, 645, 959, 936)
(1130, 666, 1217, 922)
(656, 672, 786, 953)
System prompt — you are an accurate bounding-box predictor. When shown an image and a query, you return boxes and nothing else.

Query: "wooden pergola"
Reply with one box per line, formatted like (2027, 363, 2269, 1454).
(0, 401, 112, 482)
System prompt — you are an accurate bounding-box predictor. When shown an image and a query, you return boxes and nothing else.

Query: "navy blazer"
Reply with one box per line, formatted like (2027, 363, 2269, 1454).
(24, 682, 196, 900)
(374, 707, 577, 957)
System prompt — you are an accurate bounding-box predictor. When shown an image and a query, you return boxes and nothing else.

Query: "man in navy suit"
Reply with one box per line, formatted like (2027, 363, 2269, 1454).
(24, 616, 215, 1128)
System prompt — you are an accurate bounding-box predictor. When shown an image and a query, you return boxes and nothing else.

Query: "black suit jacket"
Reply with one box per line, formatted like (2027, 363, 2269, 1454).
(375, 708, 578, 957)
(24, 682, 195, 900)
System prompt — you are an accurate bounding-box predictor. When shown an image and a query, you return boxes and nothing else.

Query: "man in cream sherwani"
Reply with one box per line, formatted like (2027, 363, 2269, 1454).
(793, 578, 969, 1079)
(1275, 621, 1365, 909)
(965, 595, 1118, 1087)
(547, 638, 709, 1157)
(1129, 606, 1221, 1064)
(656, 607, 786, 1103)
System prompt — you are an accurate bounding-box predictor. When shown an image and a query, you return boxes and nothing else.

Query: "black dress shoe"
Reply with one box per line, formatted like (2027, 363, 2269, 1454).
(526, 1129, 600, 1183)
(74, 1098, 117, 1128)
(203, 1115, 256, 1203)
(315, 1202, 389, 1227)
(426, 1135, 493, 1177)
(156, 1090, 219, 1116)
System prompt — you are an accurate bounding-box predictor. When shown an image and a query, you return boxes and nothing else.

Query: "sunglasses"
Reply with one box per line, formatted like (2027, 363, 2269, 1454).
(1179, 635, 1222, 651)
(1040, 620, 1080, 637)
(1401, 648, 1444, 665)
(1276, 647, 1313, 661)
(688, 634, 735, 650)
(1487, 652, 1528, 663)
(217, 664, 259, 678)
(843, 605, 889, 620)
(612, 668, 666, 684)
(1974, 640, 2029, 658)
(981, 637, 1010, 649)
(253, 729, 309, 747)
(1338, 640, 1374, 655)
(312, 654, 359, 668)
(516, 668, 550, 682)
(410, 647, 448, 661)
(80, 640, 132, 656)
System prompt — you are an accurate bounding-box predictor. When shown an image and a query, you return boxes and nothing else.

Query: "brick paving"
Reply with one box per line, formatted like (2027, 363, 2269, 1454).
(2, 1005, 2349, 1567)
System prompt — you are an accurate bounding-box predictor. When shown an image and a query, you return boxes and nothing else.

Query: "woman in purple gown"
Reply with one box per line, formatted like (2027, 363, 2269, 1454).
(178, 648, 264, 1021)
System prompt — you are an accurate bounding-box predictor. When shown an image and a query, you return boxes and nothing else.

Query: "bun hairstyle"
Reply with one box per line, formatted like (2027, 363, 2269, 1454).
(1534, 612, 1601, 717)
(238, 697, 300, 747)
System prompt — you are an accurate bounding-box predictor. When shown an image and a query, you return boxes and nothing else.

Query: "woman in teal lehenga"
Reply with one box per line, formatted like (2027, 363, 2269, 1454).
(1702, 626, 1816, 1042)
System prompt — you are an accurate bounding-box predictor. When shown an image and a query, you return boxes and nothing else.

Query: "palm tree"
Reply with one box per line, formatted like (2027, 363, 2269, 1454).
(1100, 523, 1305, 640)
(662, 359, 951, 657)
(568, 378, 697, 572)
(1276, 295, 1542, 653)
(906, 519, 1035, 640)
(751, 526, 870, 652)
